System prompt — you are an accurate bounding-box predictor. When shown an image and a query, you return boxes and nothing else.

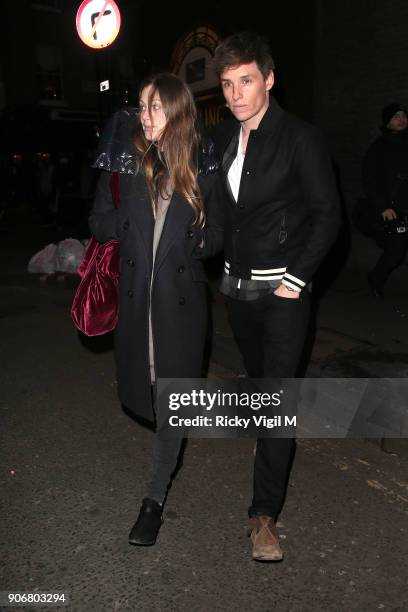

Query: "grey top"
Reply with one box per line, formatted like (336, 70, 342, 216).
(149, 190, 173, 383)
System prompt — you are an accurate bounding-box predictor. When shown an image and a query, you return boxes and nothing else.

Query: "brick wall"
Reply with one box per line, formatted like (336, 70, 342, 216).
(315, 0, 408, 204)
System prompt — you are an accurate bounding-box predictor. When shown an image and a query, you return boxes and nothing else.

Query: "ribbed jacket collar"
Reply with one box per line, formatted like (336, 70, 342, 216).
(226, 96, 284, 137)
(255, 96, 285, 134)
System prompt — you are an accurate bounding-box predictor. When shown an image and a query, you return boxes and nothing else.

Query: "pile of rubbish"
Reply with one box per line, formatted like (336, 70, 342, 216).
(28, 238, 87, 275)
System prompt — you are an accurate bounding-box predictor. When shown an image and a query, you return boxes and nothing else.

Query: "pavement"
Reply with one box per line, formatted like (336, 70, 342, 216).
(1, 210, 408, 611)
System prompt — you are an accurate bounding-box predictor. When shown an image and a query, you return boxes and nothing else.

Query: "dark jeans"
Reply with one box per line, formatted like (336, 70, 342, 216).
(371, 233, 408, 290)
(146, 434, 184, 504)
(146, 385, 184, 505)
(227, 290, 310, 519)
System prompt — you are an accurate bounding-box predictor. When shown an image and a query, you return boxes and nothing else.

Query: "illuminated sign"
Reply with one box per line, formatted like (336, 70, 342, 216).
(171, 25, 228, 128)
(171, 25, 220, 94)
(76, 0, 121, 49)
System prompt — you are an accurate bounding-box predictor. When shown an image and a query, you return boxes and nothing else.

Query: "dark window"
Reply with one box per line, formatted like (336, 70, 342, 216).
(186, 58, 206, 84)
(36, 46, 63, 102)
(38, 72, 63, 101)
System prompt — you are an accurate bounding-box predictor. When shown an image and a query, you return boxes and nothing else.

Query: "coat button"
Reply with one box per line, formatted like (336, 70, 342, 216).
(239, 204, 244, 209)
(127, 258, 135, 267)
(178, 265, 185, 273)
(246, 170, 250, 175)
(127, 290, 134, 298)
(235, 228, 240, 233)
(179, 297, 186, 305)
(187, 230, 194, 238)
(123, 220, 130, 230)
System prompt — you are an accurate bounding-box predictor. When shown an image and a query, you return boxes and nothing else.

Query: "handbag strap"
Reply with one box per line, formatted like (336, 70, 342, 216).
(110, 172, 120, 209)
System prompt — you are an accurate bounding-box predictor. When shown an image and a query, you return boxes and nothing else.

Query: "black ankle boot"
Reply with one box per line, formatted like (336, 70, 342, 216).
(128, 498, 163, 546)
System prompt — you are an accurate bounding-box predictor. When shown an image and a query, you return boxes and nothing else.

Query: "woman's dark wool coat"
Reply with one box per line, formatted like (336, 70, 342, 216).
(89, 170, 223, 423)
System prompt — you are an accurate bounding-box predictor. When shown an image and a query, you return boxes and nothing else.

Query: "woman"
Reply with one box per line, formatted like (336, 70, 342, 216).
(89, 73, 223, 546)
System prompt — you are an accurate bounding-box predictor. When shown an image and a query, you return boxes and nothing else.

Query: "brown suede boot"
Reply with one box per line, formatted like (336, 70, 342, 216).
(248, 515, 283, 561)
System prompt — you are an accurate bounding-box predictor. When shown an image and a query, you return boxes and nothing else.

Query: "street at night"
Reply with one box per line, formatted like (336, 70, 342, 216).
(1, 213, 407, 611)
(2, 1, 408, 611)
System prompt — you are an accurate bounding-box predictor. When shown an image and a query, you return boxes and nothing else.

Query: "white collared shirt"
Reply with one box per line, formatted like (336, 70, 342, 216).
(227, 128, 245, 202)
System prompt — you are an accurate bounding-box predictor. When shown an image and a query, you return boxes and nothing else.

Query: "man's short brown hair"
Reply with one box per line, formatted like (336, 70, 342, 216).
(213, 31, 275, 79)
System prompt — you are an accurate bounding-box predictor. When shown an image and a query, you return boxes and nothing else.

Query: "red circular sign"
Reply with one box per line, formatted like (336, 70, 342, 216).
(76, 0, 121, 49)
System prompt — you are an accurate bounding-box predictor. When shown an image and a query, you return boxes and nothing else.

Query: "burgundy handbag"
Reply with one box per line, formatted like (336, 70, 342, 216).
(71, 173, 121, 336)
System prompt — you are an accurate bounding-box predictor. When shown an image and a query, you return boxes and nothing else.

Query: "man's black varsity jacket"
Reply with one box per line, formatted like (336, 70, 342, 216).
(213, 97, 341, 292)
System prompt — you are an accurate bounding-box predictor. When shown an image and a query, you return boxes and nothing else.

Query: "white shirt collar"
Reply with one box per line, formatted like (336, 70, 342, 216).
(227, 128, 245, 202)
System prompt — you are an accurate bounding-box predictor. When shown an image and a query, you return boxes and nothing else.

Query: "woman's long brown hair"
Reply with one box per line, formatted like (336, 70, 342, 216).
(134, 73, 205, 226)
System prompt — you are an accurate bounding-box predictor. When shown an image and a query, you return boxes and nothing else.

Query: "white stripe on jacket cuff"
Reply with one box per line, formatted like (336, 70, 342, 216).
(282, 272, 306, 291)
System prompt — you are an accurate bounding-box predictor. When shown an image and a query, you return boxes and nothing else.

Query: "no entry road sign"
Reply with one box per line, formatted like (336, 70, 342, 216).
(76, 0, 121, 49)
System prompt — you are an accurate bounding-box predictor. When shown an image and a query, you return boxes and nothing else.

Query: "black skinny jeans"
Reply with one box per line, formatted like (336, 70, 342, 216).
(146, 386, 184, 505)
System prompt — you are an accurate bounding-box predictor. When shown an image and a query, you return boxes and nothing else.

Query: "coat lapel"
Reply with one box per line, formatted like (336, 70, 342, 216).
(152, 192, 195, 280)
(125, 174, 154, 270)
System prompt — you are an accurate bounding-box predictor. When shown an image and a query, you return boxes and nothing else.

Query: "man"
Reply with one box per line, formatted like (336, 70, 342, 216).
(363, 102, 408, 297)
(212, 32, 340, 561)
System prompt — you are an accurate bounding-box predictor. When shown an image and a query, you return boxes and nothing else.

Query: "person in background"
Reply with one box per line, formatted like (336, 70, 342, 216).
(89, 73, 223, 547)
(363, 102, 408, 297)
